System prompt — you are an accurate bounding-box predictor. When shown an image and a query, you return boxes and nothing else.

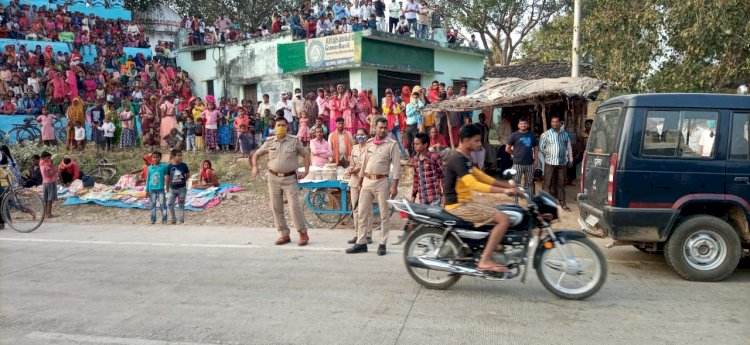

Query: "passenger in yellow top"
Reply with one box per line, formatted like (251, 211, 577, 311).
(443, 124, 523, 273)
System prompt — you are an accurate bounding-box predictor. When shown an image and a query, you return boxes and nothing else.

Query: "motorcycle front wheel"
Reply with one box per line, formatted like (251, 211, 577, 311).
(536, 237, 607, 300)
(403, 227, 462, 290)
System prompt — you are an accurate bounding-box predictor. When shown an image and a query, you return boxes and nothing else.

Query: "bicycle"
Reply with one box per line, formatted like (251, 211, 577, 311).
(7, 118, 41, 144)
(84, 158, 118, 184)
(0, 166, 45, 233)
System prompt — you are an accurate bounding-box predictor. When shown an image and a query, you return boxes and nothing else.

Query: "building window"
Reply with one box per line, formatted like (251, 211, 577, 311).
(206, 80, 214, 96)
(192, 50, 206, 61)
(452, 80, 467, 92)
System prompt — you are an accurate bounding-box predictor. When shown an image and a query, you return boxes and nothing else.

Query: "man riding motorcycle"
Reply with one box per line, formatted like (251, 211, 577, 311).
(443, 124, 523, 272)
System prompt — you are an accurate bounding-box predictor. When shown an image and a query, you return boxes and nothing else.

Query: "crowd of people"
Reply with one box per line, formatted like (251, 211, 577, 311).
(183, 0, 481, 46)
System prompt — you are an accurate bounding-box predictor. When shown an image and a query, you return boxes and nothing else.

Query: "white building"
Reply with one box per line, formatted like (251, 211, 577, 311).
(134, 4, 183, 52)
(177, 30, 487, 105)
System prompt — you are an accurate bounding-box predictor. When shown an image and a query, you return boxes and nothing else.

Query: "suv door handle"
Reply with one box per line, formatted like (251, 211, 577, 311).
(735, 177, 750, 185)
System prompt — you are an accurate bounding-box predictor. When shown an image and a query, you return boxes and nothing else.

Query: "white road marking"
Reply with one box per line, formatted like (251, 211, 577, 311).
(24, 331, 222, 345)
(0, 237, 348, 252)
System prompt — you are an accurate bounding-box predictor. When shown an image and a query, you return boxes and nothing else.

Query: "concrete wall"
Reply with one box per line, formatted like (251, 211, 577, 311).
(177, 34, 297, 104)
(433, 49, 485, 92)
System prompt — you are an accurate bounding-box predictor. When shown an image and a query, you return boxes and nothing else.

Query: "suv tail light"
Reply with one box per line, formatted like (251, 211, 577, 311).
(580, 152, 588, 192)
(607, 153, 618, 206)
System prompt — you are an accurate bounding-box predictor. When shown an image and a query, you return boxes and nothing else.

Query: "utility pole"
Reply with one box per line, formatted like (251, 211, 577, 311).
(572, 0, 581, 78)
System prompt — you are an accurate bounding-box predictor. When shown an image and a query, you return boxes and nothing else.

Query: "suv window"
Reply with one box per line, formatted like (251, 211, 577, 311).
(642, 110, 718, 158)
(729, 113, 749, 161)
(587, 107, 622, 154)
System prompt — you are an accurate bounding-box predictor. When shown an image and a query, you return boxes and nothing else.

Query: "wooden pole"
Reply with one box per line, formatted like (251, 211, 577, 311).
(447, 111, 455, 148)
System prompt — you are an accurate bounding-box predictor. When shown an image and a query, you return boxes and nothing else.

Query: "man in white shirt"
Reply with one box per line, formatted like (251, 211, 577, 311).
(403, 0, 419, 36)
(276, 92, 293, 124)
(698, 120, 717, 157)
(388, 0, 401, 33)
(257, 94, 275, 118)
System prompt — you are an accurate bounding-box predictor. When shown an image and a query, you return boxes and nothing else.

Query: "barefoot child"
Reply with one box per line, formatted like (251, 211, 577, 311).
(40, 151, 57, 218)
(166, 149, 189, 225)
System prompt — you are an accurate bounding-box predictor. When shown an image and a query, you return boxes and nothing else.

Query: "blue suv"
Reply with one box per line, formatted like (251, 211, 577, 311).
(577, 94, 749, 281)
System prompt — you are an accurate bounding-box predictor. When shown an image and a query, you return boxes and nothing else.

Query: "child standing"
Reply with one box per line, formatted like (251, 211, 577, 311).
(367, 106, 380, 136)
(297, 111, 310, 146)
(238, 125, 257, 157)
(253, 113, 263, 144)
(146, 151, 168, 225)
(166, 149, 189, 225)
(184, 116, 196, 152)
(36, 107, 58, 146)
(74, 121, 86, 152)
(99, 116, 116, 151)
(264, 119, 276, 140)
(40, 151, 57, 218)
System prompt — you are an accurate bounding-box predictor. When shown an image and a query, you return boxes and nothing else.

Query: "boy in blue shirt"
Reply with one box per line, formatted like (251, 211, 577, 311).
(146, 151, 169, 224)
(166, 149, 190, 224)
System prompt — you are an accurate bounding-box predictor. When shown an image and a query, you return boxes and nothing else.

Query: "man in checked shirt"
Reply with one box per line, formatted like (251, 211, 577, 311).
(410, 132, 444, 206)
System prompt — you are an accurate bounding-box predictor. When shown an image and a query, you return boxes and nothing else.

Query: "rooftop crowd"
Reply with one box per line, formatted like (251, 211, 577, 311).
(183, 0, 482, 47)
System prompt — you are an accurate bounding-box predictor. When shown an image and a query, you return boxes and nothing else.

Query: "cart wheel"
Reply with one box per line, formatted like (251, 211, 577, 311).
(302, 188, 344, 229)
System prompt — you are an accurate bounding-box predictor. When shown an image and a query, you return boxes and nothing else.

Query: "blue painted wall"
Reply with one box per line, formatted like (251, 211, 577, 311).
(0, 1, 131, 20)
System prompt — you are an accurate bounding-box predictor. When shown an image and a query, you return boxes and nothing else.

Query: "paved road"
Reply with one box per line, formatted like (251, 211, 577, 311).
(1, 223, 748, 345)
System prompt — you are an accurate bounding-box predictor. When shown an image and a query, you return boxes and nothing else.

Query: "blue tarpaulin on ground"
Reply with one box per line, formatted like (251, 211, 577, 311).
(63, 184, 243, 212)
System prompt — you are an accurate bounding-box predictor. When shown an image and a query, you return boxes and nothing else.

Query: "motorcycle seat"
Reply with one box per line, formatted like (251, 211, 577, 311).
(408, 203, 525, 228)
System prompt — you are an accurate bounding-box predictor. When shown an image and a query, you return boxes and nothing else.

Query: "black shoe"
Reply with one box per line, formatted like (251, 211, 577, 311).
(377, 244, 386, 256)
(347, 236, 358, 244)
(346, 244, 368, 254)
(367, 237, 373, 245)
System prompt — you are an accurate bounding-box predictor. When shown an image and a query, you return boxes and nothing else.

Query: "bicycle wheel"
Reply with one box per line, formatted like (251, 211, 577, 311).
(86, 167, 117, 184)
(0, 130, 6, 145)
(3, 189, 46, 233)
(55, 126, 67, 143)
(10, 128, 36, 144)
(301, 188, 344, 229)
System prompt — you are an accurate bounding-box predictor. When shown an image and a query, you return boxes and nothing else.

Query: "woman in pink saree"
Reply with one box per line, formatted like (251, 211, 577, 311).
(356, 91, 371, 133)
(65, 69, 78, 102)
(339, 90, 356, 134)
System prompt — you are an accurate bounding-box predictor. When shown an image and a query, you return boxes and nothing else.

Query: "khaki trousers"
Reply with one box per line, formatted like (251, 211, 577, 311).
(356, 177, 390, 245)
(350, 184, 372, 238)
(268, 174, 307, 236)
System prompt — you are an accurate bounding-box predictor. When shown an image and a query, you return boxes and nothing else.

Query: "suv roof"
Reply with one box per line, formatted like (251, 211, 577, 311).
(600, 93, 750, 110)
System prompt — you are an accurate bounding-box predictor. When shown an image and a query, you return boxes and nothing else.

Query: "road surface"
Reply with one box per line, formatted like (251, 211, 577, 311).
(1, 223, 748, 345)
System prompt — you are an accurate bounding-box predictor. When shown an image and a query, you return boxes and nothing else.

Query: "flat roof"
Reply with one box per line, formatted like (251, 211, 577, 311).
(283, 62, 444, 77)
(600, 93, 750, 110)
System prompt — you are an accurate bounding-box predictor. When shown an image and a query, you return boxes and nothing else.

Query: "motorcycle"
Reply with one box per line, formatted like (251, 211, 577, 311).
(388, 170, 607, 300)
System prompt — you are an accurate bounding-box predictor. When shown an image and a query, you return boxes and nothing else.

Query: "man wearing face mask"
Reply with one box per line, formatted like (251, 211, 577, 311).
(346, 128, 373, 245)
(346, 117, 402, 256)
(252, 116, 311, 246)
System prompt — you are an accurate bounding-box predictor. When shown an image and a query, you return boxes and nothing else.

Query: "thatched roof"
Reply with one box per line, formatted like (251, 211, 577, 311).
(484, 62, 596, 80)
(426, 77, 607, 112)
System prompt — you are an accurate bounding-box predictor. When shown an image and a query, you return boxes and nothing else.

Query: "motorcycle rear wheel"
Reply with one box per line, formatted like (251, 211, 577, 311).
(403, 227, 462, 290)
(536, 237, 607, 300)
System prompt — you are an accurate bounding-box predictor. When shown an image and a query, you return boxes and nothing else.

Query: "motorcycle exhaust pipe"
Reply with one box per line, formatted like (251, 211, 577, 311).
(405, 256, 486, 277)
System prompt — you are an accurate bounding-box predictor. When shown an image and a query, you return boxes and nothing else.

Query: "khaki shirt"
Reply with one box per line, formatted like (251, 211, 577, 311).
(349, 144, 367, 185)
(358, 137, 402, 180)
(256, 135, 307, 173)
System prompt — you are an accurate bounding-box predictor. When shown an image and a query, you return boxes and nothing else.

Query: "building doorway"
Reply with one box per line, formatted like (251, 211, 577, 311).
(302, 71, 350, 95)
(377, 70, 421, 100)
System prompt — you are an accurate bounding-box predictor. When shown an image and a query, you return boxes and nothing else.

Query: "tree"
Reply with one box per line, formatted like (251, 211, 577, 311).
(518, 0, 750, 93)
(441, 0, 568, 66)
(167, 0, 304, 31)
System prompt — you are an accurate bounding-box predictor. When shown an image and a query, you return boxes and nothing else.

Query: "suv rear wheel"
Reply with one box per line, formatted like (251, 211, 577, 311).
(664, 215, 741, 281)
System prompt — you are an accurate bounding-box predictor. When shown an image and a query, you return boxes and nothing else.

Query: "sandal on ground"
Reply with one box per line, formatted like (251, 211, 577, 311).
(477, 264, 509, 273)
(561, 205, 571, 212)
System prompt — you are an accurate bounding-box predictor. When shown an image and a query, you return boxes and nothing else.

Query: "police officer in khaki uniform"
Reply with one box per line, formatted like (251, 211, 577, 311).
(252, 116, 311, 246)
(346, 128, 373, 245)
(346, 117, 401, 256)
